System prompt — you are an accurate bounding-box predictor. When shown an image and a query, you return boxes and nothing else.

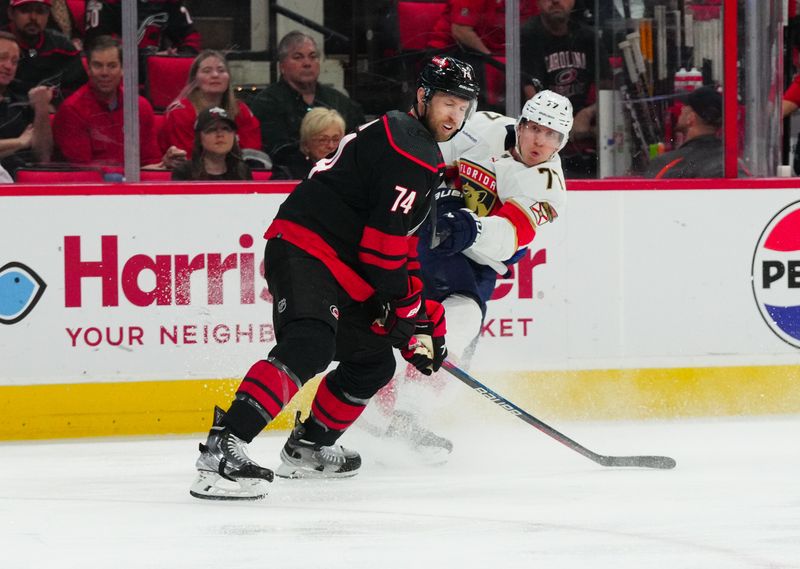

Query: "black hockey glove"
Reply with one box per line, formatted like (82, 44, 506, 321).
(400, 299, 447, 375)
(433, 208, 481, 255)
(369, 276, 423, 348)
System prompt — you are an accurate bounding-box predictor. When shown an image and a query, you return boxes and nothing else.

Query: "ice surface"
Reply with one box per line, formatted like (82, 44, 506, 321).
(2, 415, 798, 569)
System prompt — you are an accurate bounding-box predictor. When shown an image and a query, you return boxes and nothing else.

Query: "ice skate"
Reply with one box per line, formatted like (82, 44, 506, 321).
(385, 411, 453, 465)
(275, 416, 361, 479)
(190, 406, 274, 500)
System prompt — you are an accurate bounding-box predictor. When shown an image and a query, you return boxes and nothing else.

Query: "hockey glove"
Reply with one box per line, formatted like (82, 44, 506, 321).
(433, 208, 481, 255)
(369, 276, 424, 348)
(401, 299, 447, 375)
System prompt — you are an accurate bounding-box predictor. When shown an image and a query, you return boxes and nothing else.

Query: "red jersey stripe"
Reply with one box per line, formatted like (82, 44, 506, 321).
(265, 219, 376, 301)
(383, 115, 444, 173)
(358, 250, 407, 270)
(360, 226, 409, 256)
(497, 201, 536, 246)
(654, 158, 685, 179)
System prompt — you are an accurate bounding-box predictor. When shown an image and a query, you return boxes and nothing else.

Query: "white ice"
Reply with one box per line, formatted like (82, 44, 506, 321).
(2, 412, 799, 569)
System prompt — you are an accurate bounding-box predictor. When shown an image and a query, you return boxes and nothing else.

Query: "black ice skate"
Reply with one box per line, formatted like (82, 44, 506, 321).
(275, 415, 361, 479)
(189, 406, 274, 500)
(386, 411, 453, 464)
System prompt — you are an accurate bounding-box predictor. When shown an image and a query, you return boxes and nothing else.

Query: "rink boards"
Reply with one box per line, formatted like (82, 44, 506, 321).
(2, 179, 800, 440)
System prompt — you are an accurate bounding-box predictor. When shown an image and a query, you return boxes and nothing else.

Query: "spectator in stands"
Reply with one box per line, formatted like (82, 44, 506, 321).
(52, 34, 164, 169)
(84, 0, 200, 82)
(644, 86, 724, 179)
(5, 0, 86, 104)
(427, 1, 538, 57)
(426, 1, 538, 111)
(0, 30, 53, 176)
(249, 31, 364, 157)
(171, 106, 252, 181)
(783, 74, 800, 118)
(520, 0, 610, 178)
(0, 0, 82, 47)
(272, 107, 345, 180)
(159, 50, 261, 161)
(48, 0, 80, 47)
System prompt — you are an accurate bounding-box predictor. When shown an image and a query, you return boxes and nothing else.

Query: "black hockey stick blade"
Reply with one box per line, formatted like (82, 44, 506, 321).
(441, 360, 676, 470)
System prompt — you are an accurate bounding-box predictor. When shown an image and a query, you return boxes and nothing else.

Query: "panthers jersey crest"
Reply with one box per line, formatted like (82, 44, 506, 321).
(458, 158, 499, 217)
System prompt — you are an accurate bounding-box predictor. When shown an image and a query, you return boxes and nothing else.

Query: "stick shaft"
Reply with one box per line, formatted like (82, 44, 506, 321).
(441, 360, 676, 470)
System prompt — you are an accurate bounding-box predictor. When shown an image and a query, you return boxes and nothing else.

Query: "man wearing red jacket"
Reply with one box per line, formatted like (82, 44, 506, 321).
(190, 56, 480, 501)
(52, 34, 163, 169)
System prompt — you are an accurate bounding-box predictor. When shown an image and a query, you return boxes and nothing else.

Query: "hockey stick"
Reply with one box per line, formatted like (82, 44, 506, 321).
(441, 360, 677, 470)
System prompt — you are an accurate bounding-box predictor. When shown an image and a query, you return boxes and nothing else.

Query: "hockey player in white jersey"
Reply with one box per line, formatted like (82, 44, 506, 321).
(367, 91, 573, 461)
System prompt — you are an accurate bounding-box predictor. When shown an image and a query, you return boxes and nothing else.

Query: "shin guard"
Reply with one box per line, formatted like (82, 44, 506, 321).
(307, 375, 368, 444)
(224, 358, 302, 441)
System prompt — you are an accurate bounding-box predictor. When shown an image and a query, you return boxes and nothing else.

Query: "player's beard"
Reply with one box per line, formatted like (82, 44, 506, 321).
(421, 111, 455, 142)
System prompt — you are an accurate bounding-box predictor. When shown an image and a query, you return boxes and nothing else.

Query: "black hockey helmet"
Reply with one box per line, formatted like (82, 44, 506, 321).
(418, 55, 480, 103)
(417, 55, 479, 134)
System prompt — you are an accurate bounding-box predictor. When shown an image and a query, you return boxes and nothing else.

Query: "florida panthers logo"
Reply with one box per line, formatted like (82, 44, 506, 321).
(459, 159, 498, 217)
(462, 183, 496, 217)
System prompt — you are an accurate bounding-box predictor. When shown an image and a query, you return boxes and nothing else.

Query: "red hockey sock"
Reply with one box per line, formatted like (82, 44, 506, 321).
(310, 375, 367, 432)
(237, 359, 300, 420)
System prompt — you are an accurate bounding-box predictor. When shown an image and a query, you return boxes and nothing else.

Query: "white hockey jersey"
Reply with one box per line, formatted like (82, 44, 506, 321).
(439, 110, 516, 167)
(440, 112, 567, 273)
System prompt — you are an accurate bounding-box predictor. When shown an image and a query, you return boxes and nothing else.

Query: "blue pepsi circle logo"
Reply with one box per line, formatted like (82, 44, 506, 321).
(752, 201, 800, 348)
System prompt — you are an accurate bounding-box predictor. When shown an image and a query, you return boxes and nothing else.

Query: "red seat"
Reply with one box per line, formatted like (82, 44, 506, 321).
(66, 0, 86, 35)
(145, 55, 194, 111)
(397, 1, 447, 51)
(251, 169, 273, 181)
(15, 168, 106, 183)
(139, 169, 172, 181)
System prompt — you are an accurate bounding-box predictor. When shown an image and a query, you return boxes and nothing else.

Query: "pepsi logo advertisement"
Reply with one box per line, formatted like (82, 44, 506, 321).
(752, 201, 800, 349)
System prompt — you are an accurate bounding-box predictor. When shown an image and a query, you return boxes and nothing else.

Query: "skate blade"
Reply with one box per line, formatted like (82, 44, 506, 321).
(274, 462, 359, 480)
(189, 470, 269, 500)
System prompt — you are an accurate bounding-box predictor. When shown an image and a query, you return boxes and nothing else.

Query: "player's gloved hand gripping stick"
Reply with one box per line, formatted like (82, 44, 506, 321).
(401, 299, 447, 375)
(441, 360, 677, 470)
(370, 280, 448, 376)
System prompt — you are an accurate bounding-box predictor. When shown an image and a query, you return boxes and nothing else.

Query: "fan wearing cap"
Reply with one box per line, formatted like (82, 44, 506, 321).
(645, 86, 725, 179)
(171, 106, 252, 181)
(5, 0, 87, 104)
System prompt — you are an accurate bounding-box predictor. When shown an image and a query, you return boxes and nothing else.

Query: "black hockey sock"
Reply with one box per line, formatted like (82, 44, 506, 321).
(222, 396, 269, 443)
(298, 416, 345, 448)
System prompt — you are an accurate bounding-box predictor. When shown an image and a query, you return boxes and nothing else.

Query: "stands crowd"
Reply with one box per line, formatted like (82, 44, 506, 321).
(0, 0, 757, 183)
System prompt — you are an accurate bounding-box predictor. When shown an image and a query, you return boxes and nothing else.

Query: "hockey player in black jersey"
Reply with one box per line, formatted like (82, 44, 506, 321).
(190, 56, 479, 500)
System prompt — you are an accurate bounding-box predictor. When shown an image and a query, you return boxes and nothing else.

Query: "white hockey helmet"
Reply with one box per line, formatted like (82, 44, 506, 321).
(517, 90, 574, 151)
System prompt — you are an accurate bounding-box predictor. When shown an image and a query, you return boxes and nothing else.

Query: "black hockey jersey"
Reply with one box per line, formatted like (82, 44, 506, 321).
(265, 111, 444, 304)
(84, 0, 201, 55)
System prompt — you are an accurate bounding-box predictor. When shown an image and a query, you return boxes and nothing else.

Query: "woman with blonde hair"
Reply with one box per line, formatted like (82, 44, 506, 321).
(272, 107, 345, 179)
(159, 49, 262, 164)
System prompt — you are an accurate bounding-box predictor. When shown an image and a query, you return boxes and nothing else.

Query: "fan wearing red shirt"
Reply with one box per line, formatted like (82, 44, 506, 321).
(158, 50, 261, 159)
(53, 34, 163, 169)
(427, 0, 538, 57)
